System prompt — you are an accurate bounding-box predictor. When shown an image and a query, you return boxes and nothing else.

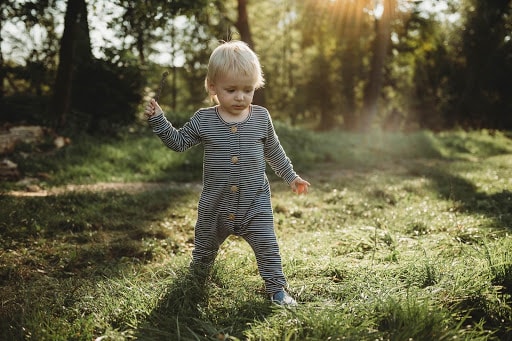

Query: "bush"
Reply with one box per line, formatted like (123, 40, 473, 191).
(0, 94, 52, 126)
(70, 59, 144, 134)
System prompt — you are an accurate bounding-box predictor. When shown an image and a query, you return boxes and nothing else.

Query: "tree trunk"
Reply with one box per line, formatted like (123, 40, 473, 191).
(360, 0, 392, 131)
(341, 47, 358, 130)
(0, 11, 5, 100)
(52, 0, 92, 130)
(171, 20, 177, 112)
(126, 1, 146, 65)
(236, 0, 254, 48)
(235, 0, 266, 106)
(338, 1, 365, 131)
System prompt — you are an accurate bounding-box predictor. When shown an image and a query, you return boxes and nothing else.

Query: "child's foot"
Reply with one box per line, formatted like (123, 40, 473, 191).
(271, 290, 297, 307)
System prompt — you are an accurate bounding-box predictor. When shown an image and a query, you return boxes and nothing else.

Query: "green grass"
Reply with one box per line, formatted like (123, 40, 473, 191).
(1, 127, 512, 340)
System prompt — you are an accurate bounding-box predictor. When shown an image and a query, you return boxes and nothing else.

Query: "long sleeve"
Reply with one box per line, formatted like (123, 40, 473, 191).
(263, 112, 297, 184)
(148, 112, 202, 152)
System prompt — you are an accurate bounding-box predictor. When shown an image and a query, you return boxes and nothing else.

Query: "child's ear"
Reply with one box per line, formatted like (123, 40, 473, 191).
(208, 83, 216, 95)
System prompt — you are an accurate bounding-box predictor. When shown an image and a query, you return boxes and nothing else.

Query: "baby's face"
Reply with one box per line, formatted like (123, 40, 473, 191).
(209, 72, 257, 118)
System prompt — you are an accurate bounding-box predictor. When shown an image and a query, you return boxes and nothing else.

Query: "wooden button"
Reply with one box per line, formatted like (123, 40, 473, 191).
(231, 156, 239, 164)
(230, 185, 238, 192)
(230, 126, 238, 133)
(228, 213, 235, 220)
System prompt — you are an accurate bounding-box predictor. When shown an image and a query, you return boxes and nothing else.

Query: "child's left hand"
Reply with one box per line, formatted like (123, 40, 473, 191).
(291, 176, 310, 195)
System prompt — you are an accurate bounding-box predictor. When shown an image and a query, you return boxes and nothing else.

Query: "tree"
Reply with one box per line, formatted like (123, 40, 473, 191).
(449, 0, 512, 129)
(52, 0, 92, 129)
(106, 0, 210, 66)
(6, 0, 512, 132)
(235, 0, 265, 106)
(360, 0, 394, 131)
(103, 0, 212, 115)
(235, 0, 254, 47)
(333, 0, 372, 130)
(0, 0, 55, 100)
(0, 1, 12, 100)
(399, 5, 451, 131)
(295, 0, 375, 130)
(207, 0, 265, 106)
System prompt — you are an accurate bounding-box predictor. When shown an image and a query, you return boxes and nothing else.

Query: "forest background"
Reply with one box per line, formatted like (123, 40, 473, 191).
(1, 0, 511, 134)
(2, 1, 512, 339)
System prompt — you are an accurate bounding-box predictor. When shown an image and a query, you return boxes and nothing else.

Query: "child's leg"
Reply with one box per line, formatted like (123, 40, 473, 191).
(191, 220, 230, 273)
(241, 213, 287, 296)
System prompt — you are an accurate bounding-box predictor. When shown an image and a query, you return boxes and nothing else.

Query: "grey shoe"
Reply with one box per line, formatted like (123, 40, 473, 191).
(271, 290, 297, 307)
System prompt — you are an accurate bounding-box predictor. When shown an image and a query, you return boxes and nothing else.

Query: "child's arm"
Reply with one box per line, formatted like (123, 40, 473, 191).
(262, 111, 311, 195)
(144, 99, 201, 152)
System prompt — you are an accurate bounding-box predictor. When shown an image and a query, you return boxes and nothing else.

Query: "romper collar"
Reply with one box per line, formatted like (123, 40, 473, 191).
(215, 105, 253, 125)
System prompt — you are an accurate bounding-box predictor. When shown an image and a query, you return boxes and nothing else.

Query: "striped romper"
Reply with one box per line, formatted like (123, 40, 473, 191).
(149, 104, 298, 295)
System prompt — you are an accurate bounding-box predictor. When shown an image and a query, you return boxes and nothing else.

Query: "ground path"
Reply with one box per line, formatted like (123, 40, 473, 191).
(6, 181, 203, 197)
(5, 159, 419, 197)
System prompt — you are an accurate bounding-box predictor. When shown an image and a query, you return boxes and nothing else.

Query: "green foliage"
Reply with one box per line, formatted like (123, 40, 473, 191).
(392, 5, 454, 131)
(446, 0, 512, 129)
(0, 94, 52, 125)
(5, 128, 203, 189)
(3, 0, 512, 131)
(70, 60, 145, 134)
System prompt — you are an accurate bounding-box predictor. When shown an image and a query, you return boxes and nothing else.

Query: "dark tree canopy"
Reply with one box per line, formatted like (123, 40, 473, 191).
(1, 0, 512, 132)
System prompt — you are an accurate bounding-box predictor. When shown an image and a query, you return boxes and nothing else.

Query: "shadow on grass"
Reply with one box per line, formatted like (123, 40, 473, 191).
(414, 165, 512, 230)
(136, 267, 211, 340)
(136, 266, 273, 341)
(422, 166, 512, 337)
(0, 186, 196, 340)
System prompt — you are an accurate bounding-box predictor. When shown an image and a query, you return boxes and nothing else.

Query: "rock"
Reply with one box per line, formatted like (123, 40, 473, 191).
(0, 126, 45, 154)
(16, 177, 39, 187)
(53, 136, 71, 149)
(26, 184, 42, 192)
(0, 158, 20, 179)
(36, 172, 52, 180)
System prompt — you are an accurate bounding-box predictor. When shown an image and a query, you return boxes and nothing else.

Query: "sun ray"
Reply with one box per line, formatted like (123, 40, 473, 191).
(304, 0, 374, 40)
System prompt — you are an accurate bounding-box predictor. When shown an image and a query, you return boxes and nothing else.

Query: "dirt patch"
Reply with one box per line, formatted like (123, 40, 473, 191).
(6, 181, 202, 197)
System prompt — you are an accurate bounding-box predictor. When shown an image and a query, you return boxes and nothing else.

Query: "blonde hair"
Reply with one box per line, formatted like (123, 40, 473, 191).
(205, 40, 265, 95)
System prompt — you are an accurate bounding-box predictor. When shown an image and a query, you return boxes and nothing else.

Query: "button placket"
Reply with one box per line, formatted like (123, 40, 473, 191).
(227, 124, 241, 226)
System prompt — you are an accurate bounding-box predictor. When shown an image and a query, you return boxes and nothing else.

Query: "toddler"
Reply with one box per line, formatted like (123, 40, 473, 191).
(144, 40, 310, 306)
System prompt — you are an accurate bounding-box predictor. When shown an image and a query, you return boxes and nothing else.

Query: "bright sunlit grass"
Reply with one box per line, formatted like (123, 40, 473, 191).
(1, 128, 511, 340)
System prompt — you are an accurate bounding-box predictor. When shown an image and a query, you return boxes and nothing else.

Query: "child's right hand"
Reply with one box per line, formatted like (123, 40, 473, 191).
(144, 99, 163, 119)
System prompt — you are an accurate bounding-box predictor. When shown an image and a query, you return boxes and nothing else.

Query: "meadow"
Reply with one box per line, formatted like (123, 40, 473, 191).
(1, 125, 511, 340)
